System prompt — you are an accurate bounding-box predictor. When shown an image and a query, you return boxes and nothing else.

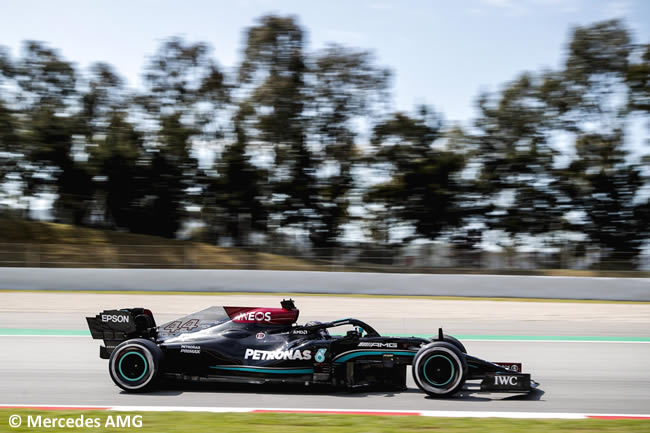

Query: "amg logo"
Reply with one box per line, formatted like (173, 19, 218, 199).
(494, 375, 518, 386)
(101, 314, 129, 323)
(358, 342, 398, 348)
(235, 311, 272, 322)
(244, 348, 312, 361)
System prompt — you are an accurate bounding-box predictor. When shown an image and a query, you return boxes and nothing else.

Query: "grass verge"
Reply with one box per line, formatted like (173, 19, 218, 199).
(2, 217, 649, 277)
(1, 410, 648, 433)
(0, 217, 314, 270)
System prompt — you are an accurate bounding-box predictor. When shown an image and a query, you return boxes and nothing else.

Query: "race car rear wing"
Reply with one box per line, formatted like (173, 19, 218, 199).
(86, 308, 157, 359)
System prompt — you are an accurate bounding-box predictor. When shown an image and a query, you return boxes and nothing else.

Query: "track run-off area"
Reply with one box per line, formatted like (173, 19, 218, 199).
(0, 291, 649, 418)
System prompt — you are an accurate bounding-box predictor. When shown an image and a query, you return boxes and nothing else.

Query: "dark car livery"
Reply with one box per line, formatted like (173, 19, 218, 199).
(86, 299, 538, 397)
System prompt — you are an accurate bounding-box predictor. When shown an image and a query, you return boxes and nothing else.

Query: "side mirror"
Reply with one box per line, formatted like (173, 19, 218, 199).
(281, 299, 297, 311)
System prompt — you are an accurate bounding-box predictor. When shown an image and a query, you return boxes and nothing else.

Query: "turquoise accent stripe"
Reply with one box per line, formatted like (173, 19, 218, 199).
(342, 333, 650, 342)
(0, 329, 648, 343)
(209, 366, 314, 374)
(334, 350, 416, 364)
(118, 351, 147, 381)
(423, 354, 455, 386)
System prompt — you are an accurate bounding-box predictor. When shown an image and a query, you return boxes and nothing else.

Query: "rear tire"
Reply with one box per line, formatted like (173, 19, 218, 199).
(109, 339, 162, 392)
(412, 342, 467, 397)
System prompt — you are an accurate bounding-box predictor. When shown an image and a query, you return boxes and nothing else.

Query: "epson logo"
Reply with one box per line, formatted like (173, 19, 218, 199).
(494, 375, 518, 386)
(101, 314, 129, 323)
(235, 311, 272, 322)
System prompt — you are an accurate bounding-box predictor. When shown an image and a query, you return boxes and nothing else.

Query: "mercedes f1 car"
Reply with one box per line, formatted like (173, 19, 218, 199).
(86, 300, 539, 397)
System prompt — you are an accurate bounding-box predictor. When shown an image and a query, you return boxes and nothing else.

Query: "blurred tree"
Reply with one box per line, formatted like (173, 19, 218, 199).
(31, 108, 94, 224)
(0, 99, 22, 215)
(559, 132, 644, 264)
(0, 47, 21, 207)
(364, 107, 466, 242)
(88, 111, 147, 231)
(10, 42, 94, 224)
(473, 73, 564, 246)
(0, 99, 19, 173)
(0, 15, 647, 271)
(79, 63, 126, 140)
(141, 37, 228, 237)
(626, 44, 650, 113)
(307, 45, 390, 247)
(626, 43, 650, 247)
(544, 20, 647, 263)
(204, 103, 268, 245)
(238, 15, 319, 240)
(79, 63, 138, 228)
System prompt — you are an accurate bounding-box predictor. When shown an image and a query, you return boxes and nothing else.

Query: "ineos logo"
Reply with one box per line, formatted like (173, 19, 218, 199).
(101, 314, 129, 323)
(494, 375, 518, 386)
(235, 311, 272, 322)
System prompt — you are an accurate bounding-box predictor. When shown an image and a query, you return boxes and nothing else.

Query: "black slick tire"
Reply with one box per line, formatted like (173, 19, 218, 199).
(412, 342, 467, 397)
(108, 339, 162, 392)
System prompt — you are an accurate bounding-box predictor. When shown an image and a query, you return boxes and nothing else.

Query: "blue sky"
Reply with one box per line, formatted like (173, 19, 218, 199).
(2, 0, 648, 125)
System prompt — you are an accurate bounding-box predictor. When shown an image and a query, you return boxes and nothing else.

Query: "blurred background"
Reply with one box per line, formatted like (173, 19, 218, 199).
(0, 0, 649, 273)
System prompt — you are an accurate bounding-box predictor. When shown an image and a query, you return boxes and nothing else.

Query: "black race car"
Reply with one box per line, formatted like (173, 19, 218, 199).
(86, 299, 538, 397)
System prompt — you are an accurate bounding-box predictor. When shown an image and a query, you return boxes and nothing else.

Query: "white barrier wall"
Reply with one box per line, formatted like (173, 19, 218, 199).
(1, 268, 649, 301)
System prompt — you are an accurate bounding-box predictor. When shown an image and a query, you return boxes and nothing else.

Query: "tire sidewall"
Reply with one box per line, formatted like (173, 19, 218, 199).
(413, 342, 467, 397)
(109, 339, 161, 392)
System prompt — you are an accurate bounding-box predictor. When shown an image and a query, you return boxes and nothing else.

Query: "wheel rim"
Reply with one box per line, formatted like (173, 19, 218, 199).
(118, 351, 148, 382)
(422, 354, 455, 387)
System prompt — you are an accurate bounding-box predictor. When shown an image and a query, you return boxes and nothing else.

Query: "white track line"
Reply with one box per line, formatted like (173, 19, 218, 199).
(1, 404, 649, 420)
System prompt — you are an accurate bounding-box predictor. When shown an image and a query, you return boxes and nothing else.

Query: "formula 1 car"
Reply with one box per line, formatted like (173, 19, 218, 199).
(86, 300, 538, 397)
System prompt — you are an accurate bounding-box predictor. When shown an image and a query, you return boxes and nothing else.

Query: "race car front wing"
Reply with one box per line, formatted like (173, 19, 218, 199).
(465, 354, 539, 392)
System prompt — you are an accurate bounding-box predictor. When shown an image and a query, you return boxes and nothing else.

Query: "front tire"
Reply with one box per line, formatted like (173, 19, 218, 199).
(412, 342, 467, 397)
(109, 339, 162, 392)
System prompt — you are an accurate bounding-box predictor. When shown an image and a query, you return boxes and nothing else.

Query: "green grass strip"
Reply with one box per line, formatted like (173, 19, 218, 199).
(0, 328, 89, 336)
(0, 410, 648, 433)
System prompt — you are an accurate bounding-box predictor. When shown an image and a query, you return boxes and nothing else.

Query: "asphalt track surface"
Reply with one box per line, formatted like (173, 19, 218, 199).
(1, 293, 649, 415)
